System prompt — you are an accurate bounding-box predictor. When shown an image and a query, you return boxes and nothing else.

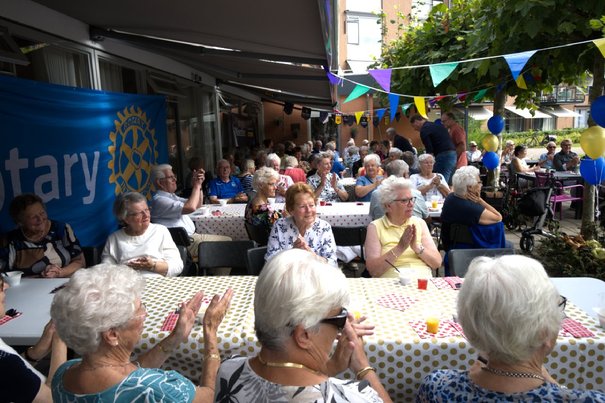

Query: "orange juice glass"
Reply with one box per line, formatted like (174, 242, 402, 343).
(426, 317, 440, 334)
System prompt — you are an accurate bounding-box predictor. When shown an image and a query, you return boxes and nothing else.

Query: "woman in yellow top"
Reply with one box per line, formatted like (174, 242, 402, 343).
(364, 176, 441, 278)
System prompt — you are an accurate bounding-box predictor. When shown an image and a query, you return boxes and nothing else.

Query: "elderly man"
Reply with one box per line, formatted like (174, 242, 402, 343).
(207, 159, 248, 204)
(538, 141, 557, 170)
(410, 114, 457, 183)
(386, 127, 414, 153)
(369, 160, 428, 220)
(553, 139, 580, 172)
(466, 141, 482, 163)
(441, 112, 468, 169)
(150, 164, 231, 263)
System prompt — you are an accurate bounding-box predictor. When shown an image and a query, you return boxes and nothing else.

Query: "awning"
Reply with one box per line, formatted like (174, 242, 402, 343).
(505, 106, 552, 119)
(30, 0, 336, 108)
(539, 105, 581, 118)
(464, 106, 493, 121)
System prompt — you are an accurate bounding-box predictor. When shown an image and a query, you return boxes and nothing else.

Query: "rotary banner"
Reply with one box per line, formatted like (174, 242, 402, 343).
(0, 75, 167, 247)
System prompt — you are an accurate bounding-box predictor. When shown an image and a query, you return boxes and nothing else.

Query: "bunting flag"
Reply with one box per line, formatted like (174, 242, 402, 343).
(372, 116, 380, 127)
(344, 84, 371, 103)
(354, 111, 364, 124)
(388, 93, 400, 120)
(360, 116, 368, 127)
(319, 111, 329, 123)
(473, 88, 488, 102)
(326, 71, 342, 85)
(334, 114, 342, 124)
(457, 92, 468, 102)
(301, 107, 311, 120)
(414, 97, 428, 118)
(429, 62, 459, 87)
(376, 108, 386, 121)
(503, 50, 537, 81)
(515, 74, 528, 89)
(402, 103, 412, 112)
(368, 68, 392, 92)
(594, 38, 605, 58)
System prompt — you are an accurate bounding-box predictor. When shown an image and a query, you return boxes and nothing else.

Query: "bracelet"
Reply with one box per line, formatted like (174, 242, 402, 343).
(157, 342, 173, 354)
(205, 353, 221, 361)
(151, 260, 157, 272)
(24, 347, 39, 363)
(389, 249, 398, 260)
(356, 366, 376, 380)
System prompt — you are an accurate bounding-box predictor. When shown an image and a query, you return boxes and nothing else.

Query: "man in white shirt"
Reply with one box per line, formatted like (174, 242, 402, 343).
(466, 141, 483, 163)
(150, 164, 231, 264)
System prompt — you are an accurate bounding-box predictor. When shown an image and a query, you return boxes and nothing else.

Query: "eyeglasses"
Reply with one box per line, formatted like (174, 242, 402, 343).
(161, 175, 177, 181)
(127, 207, 151, 218)
(320, 307, 348, 331)
(393, 197, 416, 205)
(559, 295, 567, 311)
(133, 302, 147, 320)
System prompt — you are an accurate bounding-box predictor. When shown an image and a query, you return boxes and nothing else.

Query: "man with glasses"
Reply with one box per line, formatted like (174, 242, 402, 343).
(553, 139, 580, 172)
(208, 159, 248, 204)
(538, 141, 557, 170)
(150, 164, 231, 264)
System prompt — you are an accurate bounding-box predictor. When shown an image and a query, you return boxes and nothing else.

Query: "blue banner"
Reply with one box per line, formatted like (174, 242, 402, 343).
(0, 75, 167, 246)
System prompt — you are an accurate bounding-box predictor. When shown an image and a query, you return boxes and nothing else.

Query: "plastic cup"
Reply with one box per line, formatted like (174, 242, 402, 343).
(426, 316, 440, 334)
(319, 199, 326, 206)
(431, 195, 439, 209)
(417, 278, 428, 290)
(399, 275, 412, 286)
(218, 199, 228, 207)
(267, 198, 276, 205)
(5, 271, 22, 287)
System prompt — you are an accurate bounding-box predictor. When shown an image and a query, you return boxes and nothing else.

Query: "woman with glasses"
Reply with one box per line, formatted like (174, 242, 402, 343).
(245, 167, 283, 243)
(215, 249, 392, 402)
(265, 183, 337, 266)
(417, 255, 605, 402)
(101, 192, 182, 276)
(50, 263, 233, 402)
(409, 154, 450, 202)
(1, 193, 84, 277)
(364, 176, 441, 278)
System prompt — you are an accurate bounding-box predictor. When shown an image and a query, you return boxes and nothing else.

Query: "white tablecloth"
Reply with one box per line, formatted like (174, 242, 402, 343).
(191, 202, 372, 240)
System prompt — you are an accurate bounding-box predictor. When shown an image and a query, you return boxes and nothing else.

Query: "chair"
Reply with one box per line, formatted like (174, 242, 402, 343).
(81, 246, 102, 267)
(246, 246, 268, 275)
(167, 227, 192, 247)
(535, 171, 583, 219)
(198, 240, 257, 276)
(168, 227, 197, 276)
(331, 226, 367, 261)
(244, 221, 270, 246)
(448, 248, 515, 278)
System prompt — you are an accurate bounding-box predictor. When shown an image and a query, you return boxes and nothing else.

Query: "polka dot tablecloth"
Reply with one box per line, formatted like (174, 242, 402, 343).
(191, 202, 372, 240)
(135, 277, 605, 402)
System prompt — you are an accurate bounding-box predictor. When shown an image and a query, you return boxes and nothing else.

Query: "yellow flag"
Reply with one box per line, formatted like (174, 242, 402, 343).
(414, 97, 428, 119)
(516, 74, 528, 89)
(354, 111, 364, 124)
(335, 114, 342, 125)
(594, 38, 605, 58)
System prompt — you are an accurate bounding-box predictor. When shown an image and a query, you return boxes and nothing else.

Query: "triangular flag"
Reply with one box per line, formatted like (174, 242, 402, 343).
(360, 116, 368, 128)
(344, 85, 370, 103)
(388, 94, 400, 120)
(414, 97, 428, 119)
(594, 38, 605, 58)
(428, 62, 459, 87)
(301, 107, 311, 120)
(335, 114, 342, 124)
(401, 103, 412, 112)
(326, 72, 341, 85)
(457, 92, 468, 102)
(516, 74, 528, 89)
(372, 116, 380, 127)
(503, 50, 537, 81)
(368, 68, 392, 92)
(354, 111, 364, 124)
(319, 111, 329, 123)
(376, 108, 386, 121)
(473, 89, 488, 102)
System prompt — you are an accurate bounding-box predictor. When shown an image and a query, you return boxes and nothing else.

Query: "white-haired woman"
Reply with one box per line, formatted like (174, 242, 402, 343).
(245, 167, 283, 233)
(409, 154, 450, 201)
(307, 152, 349, 202)
(364, 176, 441, 278)
(215, 249, 392, 402)
(418, 255, 605, 401)
(282, 155, 306, 183)
(355, 154, 384, 202)
(50, 264, 232, 402)
(101, 192, 183, 276)
(266, 153, 294, 203)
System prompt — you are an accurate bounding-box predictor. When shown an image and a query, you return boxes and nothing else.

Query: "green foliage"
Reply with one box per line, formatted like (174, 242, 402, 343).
(501, 128, 583, 147)
(589, 16, 605, 34)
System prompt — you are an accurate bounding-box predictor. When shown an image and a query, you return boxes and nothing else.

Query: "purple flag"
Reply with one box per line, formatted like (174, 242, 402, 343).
(368, 68, 392, 92)
(326, 72, 341, 85)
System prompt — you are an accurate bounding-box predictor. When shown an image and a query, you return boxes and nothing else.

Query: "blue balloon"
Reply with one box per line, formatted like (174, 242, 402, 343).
(487, 115, 504, 134)
(482, 151, 499, 170)
(591, 96, 605, 128)
(580, 157, 605, 185)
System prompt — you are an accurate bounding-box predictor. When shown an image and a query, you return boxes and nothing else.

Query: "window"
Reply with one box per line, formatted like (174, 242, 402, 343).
(99, 59, 140, 94)
(347, 18, 359, 45)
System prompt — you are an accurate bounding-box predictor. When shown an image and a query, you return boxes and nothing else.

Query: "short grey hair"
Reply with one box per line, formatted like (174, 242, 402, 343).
(418, 153, 434, 163)
(51, 264, 145, 355)
(113, 192, 147, 225)
(458, 255, 561, 365)
(284, 155, 298, 168)
(359, 145, 369, 155)
(325, 141, 336, 151)
(389, 147, 403, 159)
(254, 249, 349, 350)
(451, 165, 480, 197)
(363, 153, 381, 167)
(151, 164, 173, 184)
(266, 153, 281, 168)
(378, 176, 413, 208)
(252, 166, 279, 192)
(348, 146, 359, 156)
(385, 160, 409, 177)
(319, 151, 333, 162)
(386, 127, 396, 135)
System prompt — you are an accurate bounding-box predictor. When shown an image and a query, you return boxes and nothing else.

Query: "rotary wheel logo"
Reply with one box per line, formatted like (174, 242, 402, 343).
(108, 106, 159, 197)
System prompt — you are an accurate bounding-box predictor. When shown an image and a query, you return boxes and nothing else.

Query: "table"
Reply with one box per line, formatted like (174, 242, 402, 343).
(424, 200, 443, 218)
(191, 202, 372, 240)
(0, 278, 68, 345)
(516, 170, 582, 184)
(135, 276, 605, 401)
(552, 277, 605, 320)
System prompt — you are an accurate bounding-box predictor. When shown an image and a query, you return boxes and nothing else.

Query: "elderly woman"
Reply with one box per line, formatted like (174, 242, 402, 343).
(282, 155, 306, 183)
(417, 255, 605, 401)
(409, 154, 450, 202)
(245, 167, 283, 232)
(1, 193, 84, 277)
(216, 249, 392, 402)
(355, 154, 384, 202)
(101, 192, 183, 276)
(50, 264, 232, 401)
(511, 145, 541, 189)
(266, 183, 337, 266)
(307, 152, 349, 202)
(501, 139, 515, 166)
(266, 153, 294, 203)
(365, 176, 441, 278)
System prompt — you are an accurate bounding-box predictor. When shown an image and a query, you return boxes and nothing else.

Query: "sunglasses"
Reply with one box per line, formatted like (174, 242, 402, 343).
(320, 307, 348, 331)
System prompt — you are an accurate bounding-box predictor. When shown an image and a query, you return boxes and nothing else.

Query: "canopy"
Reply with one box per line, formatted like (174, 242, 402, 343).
(31, 0, 336, 108)
(505, 105, 552, 119)
(539, 105, 581, 118)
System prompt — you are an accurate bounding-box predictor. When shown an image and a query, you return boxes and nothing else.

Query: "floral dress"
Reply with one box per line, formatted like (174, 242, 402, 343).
(245, 202, 282, 230)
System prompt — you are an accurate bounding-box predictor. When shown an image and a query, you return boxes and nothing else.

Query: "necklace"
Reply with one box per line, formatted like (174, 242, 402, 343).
(79, 360, 137, 371)
(481, 366, 545, 382)
(257, 354, 324, 377)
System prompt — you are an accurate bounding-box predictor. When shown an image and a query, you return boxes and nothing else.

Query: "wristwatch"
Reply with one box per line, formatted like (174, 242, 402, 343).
(416, 245, 425, 255)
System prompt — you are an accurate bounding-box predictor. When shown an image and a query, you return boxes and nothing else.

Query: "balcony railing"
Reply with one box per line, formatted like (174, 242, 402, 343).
(539, 86, 586, 104)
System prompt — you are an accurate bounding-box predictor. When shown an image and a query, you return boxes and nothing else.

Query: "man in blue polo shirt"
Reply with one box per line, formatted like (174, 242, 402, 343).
(207, 159, 248, 204)
(410, 114, 457, 184)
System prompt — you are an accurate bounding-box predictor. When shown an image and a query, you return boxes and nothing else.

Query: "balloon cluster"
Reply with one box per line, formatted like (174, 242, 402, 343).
(580, 97, 605, 184)
(482, 115, 504, 170)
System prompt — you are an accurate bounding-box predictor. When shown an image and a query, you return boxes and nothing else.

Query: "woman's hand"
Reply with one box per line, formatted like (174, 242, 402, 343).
(431, 175, 441, 187)
(397, 224, 416, 251)
(466, 189, 482, 204)
(127, 256, 155, 271)
(202, 288, 234, 337)
(171, 291, 205, 344)
(330, 173, 338, 189)
(293, 234, 312, 252)
(42, 264, 62, 278)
